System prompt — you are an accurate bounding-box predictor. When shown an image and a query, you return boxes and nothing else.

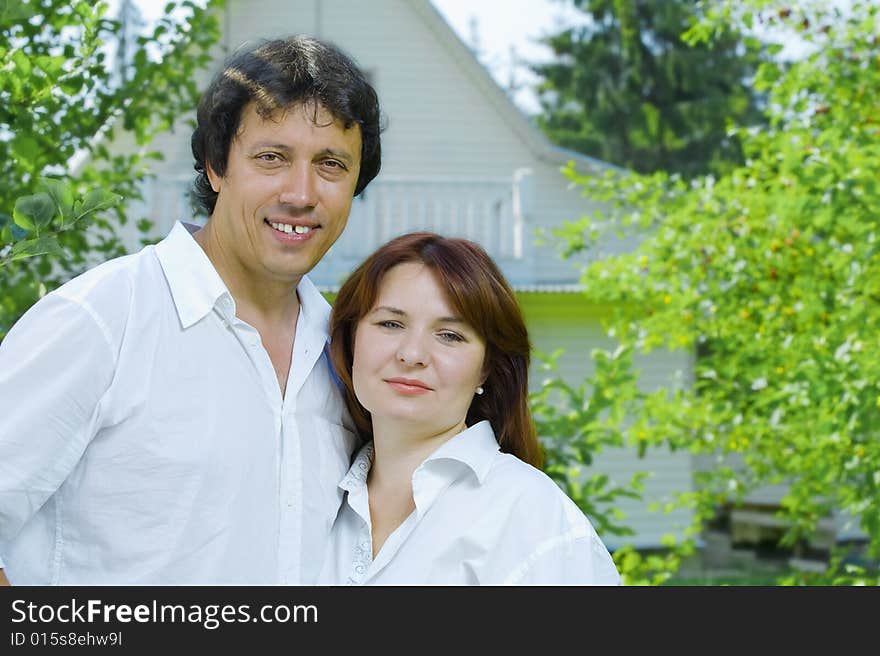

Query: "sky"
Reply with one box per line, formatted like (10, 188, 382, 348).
(429, 0, 588, 114)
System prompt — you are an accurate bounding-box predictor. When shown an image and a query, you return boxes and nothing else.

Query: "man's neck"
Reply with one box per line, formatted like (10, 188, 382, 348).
(192, 222, 302, 397)
(192, 222, 302, 326)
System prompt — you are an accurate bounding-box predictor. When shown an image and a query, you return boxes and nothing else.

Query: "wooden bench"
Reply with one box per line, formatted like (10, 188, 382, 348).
(730, 507, 838, 550)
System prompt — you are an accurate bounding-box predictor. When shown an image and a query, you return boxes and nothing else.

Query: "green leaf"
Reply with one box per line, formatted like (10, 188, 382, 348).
(7, 236, 66, 262)
(59, 74, 85, 96)
(11, 134, 41, 164)
(0, 0, 39, 25)
(0, 213, 28, 245)
(13, 192, 56, 233)
(74, 189, 123, 224)
(11, 48, 32, 76)
(38, 177, 76, 228)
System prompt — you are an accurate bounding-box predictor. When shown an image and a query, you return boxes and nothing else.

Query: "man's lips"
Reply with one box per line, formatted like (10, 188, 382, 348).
(264, 218, 319, 236)
(264, 218, 321, 245)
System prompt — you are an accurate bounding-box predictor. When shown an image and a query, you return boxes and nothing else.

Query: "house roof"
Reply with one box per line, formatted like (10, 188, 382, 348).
(74, 1, 619, 179)
(412, 0, 621, 176)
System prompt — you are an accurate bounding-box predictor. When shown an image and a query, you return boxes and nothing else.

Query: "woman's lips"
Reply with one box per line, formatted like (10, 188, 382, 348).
(384, 378, 432, 395)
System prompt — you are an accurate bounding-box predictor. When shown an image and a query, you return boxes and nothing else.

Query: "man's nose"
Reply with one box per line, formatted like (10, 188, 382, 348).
(278, 162, 318, 208)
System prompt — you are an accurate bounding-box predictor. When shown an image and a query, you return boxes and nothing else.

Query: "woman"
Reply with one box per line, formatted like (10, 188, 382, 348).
(319, 232, 620, 585)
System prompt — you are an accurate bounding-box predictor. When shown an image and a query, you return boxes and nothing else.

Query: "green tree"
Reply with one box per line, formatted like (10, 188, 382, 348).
(533, 0, 768, 177)
(552, 0, 880, 585)
(0, 0, 221, 339)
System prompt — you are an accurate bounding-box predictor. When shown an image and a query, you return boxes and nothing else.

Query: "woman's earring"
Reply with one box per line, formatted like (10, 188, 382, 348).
(476, 386, 484, 395)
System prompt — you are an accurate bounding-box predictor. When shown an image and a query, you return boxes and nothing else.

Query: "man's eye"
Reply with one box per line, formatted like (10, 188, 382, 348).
(323, 159, 346, 170)
(257, 153, 281, 162)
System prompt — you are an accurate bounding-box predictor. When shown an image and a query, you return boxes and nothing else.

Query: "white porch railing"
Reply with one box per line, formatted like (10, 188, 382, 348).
(129, 170, 533, 286)
(331, 173, 527, 258)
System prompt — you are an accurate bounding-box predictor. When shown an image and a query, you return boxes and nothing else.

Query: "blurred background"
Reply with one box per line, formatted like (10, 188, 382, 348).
(3, 0, 877, 585)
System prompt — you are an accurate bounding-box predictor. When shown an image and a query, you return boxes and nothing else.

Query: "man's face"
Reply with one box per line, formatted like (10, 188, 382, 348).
(207, 101, 362, 286)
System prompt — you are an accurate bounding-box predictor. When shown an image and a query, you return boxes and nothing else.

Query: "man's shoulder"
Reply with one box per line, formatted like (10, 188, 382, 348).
(51, 245, 161, 310)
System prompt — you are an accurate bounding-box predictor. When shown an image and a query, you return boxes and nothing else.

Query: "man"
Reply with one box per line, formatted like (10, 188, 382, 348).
(0, 35, 382, 584)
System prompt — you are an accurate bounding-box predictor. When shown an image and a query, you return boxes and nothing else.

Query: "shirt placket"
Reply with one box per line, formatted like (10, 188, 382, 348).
(348, 524, 373, 585)
(277, 310, 326, 584)
(219, 297, 291, 581)
(278, 397, 300, 583)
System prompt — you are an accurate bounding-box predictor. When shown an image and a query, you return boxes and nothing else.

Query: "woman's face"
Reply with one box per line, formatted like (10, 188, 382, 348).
(352, 262, 486, 436)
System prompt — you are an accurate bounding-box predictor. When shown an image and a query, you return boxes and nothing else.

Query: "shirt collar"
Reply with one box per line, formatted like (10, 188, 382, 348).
(154, 222, 230, 329)
(340, 441, 374, 493)
(295, 271, 331, 337)
(418, 420, 499, 485)
(338, 420, 500, 495)
(155, 221, 331, 335)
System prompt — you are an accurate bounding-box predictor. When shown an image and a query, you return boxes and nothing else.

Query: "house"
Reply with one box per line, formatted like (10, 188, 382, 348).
(111, 0, 695, 550)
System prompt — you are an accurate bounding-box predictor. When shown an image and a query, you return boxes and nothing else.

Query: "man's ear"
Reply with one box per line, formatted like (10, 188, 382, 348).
(206, 162, 222, 193)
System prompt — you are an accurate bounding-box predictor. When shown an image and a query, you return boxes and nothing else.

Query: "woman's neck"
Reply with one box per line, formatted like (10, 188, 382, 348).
(368, 418, 467, 492)
(366, 418, 467, 559)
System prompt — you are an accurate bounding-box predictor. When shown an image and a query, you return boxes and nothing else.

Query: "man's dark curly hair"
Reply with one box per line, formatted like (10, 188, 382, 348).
(191, 35, 382, 215)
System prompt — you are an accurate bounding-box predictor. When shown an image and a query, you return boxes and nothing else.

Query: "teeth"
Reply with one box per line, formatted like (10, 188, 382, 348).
(268, 221, 312, 235)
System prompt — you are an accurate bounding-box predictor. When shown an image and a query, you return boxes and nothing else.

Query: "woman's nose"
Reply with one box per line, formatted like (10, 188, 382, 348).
(396, 334, 429, 367)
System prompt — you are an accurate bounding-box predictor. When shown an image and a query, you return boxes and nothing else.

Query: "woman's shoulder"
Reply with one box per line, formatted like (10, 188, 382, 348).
(488, 451, 566, 492)
(476, 452, 620, 584)
(485, 452, 589, 525)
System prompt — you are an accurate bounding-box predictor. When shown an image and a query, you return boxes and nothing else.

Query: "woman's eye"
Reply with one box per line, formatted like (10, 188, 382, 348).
(377, 320, 402, 329)
(438, 331, 464, 343)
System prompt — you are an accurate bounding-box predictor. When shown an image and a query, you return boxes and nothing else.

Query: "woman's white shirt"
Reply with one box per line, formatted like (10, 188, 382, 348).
(318, 421, 621, 585)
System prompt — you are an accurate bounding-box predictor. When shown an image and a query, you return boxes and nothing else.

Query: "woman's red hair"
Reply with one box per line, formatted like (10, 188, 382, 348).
(329, 232, 541, 468)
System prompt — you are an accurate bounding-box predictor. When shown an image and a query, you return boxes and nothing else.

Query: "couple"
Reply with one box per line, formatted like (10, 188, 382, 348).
(0, 35, 619, 586)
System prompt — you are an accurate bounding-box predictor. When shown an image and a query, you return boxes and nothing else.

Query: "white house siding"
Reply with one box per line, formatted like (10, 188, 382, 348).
(112, 0, 615, 285)
(98, 0, 694, 549)
(521, 293, 694, 550)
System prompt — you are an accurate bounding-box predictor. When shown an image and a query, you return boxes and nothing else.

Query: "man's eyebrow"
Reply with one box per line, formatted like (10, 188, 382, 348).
(318, 148, 355, 164)
(247, 144, 355, 164)
(249, 142, 293, 153)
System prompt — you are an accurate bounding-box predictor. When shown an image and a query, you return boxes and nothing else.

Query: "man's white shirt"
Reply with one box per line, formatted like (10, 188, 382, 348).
(0, 221, 355, 584)
(319, 420, 621, 585)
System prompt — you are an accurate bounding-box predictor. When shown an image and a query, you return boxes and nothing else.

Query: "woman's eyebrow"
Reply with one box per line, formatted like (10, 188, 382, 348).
(371, 305, 406, 316)
(370, 306, 464, 323)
